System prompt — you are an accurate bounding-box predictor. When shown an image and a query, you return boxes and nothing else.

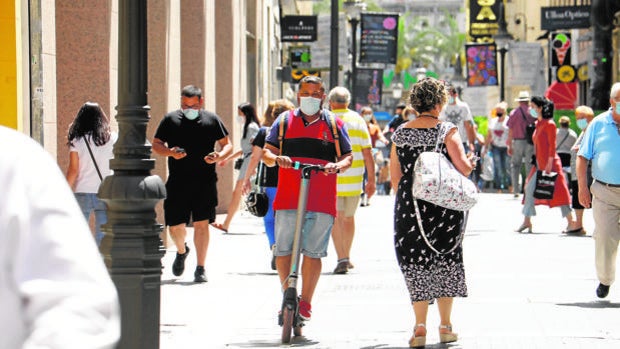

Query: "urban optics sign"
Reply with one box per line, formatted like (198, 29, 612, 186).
(541, 6, 590, 31)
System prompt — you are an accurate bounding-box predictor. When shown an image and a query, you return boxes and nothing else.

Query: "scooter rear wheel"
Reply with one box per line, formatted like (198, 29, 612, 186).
(281, 306, 294, 344)
(294, 323, 303, 337)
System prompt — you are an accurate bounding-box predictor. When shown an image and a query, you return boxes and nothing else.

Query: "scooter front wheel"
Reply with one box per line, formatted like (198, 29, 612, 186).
(281, 306, 294, 344)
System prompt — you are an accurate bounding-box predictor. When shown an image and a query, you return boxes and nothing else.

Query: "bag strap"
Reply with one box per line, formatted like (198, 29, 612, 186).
(278, 110, 291, 154)
(556, 132, 569, 150)
(413, 198, 466, 255)
(84, 137, 103, 181)
(254, 161, 265, 192)
(326, 112, 342, 158)
(434, 122, 445, 153)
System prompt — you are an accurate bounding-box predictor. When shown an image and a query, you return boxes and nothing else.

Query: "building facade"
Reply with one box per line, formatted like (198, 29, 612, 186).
(1, 0, 313, 214)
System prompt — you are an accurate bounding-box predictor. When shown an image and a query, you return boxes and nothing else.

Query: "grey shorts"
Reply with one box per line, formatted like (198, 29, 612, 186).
(274, 210, 334, 258)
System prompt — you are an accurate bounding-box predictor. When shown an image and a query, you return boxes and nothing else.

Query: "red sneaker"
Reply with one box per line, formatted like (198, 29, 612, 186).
(298, 300, 312, 321)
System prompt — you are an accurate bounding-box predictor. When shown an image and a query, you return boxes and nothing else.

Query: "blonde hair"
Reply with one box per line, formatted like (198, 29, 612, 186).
(575, 105, 594, 118)
(267, 99, 295, 127)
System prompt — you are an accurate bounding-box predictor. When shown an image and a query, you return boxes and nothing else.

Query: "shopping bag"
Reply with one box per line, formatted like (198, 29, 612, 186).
(533, 171, 558, 199)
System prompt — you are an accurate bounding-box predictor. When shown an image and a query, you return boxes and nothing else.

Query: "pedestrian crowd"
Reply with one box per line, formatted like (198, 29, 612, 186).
(5, 75, 618, 348)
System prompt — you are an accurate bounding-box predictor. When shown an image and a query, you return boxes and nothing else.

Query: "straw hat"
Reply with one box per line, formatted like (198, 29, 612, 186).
(514, 90, 531, 102)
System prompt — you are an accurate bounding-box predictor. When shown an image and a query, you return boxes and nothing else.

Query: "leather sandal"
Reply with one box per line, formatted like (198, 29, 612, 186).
(409, 323, 426, 348)
(210, 222, 228, 233)
(439, 324, 458, 343)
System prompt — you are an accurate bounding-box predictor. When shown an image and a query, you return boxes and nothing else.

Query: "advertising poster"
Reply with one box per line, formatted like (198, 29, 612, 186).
(354, 68, 383, 108)
(359, 13, 399, 64)
(465, 43, 498, 87)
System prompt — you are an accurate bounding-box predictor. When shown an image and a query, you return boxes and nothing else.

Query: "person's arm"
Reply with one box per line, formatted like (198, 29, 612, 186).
(544, 124, 556, 173)
(66, 151, 80, 190)
(576, 155, 591, 208)
(445, 127, 475, 177)
(152, 137, 186, 160)
(242, 145, 263, 195)
(218, 149, 243, 167)
(389, 144, 402, 190)
(506, 128, 514, 155)
(465, 120, 476, 152)
(361, 147, 376, 198)
(205, 136, 233, 164)
(263, 143, 284, 167)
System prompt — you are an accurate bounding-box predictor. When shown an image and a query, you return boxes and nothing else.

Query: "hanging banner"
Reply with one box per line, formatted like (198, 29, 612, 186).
(359, 13, 399, 64)
(281, 16, 318, 42)
(465, 43, 498, 87)
(469, 0, 500, 41)
(354, 68, 383, 108)
(550, 32, 571, 67)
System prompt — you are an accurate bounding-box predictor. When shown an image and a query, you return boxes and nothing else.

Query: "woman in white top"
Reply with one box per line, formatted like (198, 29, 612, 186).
(66, 102, 117, 245)
(210, 102, 260, 233)
(485, 102, 511, 192)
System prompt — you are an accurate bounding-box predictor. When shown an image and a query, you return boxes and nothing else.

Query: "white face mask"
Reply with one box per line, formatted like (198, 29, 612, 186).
(237, 116, 245, 124)
(299, 97, 322, 116)
(183, 109, 199, 120)
(362, 114, 372, 122)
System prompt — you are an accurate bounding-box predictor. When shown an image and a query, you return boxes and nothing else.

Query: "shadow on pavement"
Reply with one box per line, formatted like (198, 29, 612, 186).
(229, 336, 319, 347)
(160, 279, 198, 286)
(556, 301, 620, 309)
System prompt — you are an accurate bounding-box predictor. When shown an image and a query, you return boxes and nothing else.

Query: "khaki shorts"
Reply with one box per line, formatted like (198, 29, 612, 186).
(336, 196, 361, 217)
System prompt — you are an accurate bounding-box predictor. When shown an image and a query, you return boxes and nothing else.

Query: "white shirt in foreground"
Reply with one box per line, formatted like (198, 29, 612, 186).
(0, 126, 120, 349)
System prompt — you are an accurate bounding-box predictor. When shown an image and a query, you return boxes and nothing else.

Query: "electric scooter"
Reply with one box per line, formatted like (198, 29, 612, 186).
(279, 162, 327, 344)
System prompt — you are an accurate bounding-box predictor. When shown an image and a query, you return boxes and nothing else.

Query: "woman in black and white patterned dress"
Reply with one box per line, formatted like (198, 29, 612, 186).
(390, 78, 477, 348)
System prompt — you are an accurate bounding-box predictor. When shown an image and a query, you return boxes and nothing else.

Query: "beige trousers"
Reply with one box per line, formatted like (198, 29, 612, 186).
(591, 181, 620, 285)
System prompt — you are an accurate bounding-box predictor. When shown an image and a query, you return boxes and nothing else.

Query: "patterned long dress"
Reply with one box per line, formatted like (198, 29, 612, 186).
(392, 123, 468, 302)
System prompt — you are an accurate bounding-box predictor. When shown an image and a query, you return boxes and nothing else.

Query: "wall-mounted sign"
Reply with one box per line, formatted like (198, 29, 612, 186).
(359, 13, 399, 64)
(289, 46, 311, 68)
(541, 6, 590, 31)
(469, 1, 500, 41)
(550, 32, 571, 68)
(465, 43, 498, 87)
(556, 65, 576, 83)
(281, 16, 317, 42)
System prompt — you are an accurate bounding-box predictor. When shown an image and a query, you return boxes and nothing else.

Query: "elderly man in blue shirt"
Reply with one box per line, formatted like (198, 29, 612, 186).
(577, 82, 620, 299)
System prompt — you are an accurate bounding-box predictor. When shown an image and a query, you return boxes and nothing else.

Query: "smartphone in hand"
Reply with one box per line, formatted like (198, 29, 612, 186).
(175, 148, 186, 153)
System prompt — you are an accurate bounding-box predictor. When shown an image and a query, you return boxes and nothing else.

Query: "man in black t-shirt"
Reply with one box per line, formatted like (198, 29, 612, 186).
(153, 85, 232, 283)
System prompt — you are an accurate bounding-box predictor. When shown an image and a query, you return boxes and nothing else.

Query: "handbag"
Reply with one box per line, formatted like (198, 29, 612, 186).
(234, 157, 244, 170)
(533, 170, 558, 199)
(412, 123, 478, 211)
(245, 162, 269, 217)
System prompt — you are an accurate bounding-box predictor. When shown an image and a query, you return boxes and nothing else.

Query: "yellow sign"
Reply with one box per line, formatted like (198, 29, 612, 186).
(557, 65, 576, 83)
(577, 64, 588, 81)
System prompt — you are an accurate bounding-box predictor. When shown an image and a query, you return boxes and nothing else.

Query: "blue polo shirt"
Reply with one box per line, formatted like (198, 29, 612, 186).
(578, 109, 620, 184)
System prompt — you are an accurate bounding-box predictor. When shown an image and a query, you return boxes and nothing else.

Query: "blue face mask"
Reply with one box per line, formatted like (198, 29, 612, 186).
(576, 118, 588, 130)
(183, 109, 199, 120)
(615, 103, 620, 115)
(529, 108, 538, 118)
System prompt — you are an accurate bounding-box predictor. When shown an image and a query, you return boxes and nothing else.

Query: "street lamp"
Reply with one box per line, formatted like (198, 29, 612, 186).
(98, 1, 166, 347)
(493, 1, 514, 102)
(344, 0, 366, 109)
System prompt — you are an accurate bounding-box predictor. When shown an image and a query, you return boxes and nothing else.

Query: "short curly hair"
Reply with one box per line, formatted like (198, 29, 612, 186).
(408, 77, 448, 113)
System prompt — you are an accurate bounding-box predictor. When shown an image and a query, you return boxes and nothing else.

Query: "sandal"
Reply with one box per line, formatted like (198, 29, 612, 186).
(439, 324, 458, 343)
(409, 323, 426, 348)
(210, 222, 228, 233)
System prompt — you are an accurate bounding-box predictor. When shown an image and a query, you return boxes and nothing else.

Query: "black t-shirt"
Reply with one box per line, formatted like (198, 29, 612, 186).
(251, 127, 278, 187)
(154, 109, 229, 182)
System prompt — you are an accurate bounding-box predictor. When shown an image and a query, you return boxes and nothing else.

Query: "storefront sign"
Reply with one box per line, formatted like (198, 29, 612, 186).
(541, 6, 590, 31)
(469, 1, 500, 41)
(281, 16, 317, 42)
